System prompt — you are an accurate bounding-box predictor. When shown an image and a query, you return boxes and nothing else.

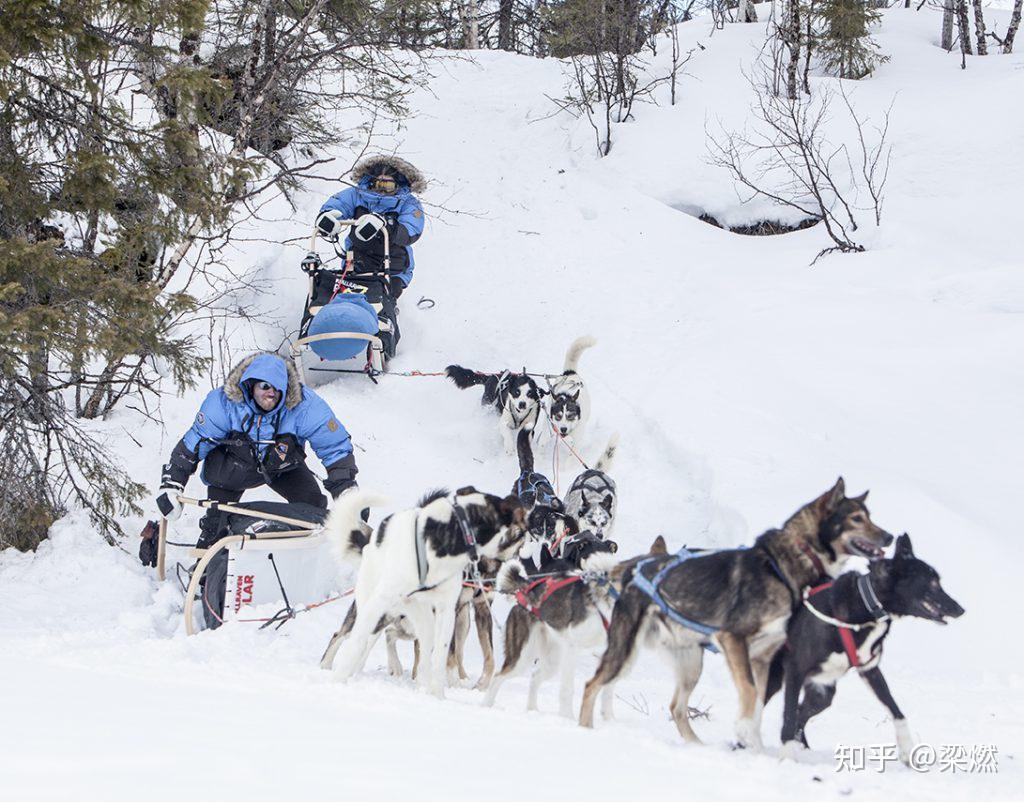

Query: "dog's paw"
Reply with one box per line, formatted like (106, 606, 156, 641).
(895, 719, 917, 765)
(734, 718, 764, 751)
(780, 741, 810, 762)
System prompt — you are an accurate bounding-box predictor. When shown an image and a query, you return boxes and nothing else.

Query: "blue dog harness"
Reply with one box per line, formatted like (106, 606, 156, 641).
(632, 547, 720, 652)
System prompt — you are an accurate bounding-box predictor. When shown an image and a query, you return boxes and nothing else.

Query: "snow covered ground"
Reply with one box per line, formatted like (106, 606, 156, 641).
(2, 7, 1022, 800)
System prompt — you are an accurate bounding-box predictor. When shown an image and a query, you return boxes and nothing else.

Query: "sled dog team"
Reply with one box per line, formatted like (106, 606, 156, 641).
(316, 336, 964, 763)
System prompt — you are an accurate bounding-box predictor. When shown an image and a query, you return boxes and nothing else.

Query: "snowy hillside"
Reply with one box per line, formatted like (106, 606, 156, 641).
(2, 7, 1022, 800)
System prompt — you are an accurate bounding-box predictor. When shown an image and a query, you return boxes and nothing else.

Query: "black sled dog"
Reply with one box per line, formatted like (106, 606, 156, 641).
(578, 478, 894, 749)
(771, 533, 964, 763)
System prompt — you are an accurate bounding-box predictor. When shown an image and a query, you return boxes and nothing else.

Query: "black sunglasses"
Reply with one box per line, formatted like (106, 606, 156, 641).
(253, 381, 278, 393)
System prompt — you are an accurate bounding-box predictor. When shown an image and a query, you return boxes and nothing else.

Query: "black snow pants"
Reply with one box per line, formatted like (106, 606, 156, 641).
(199, 462, 327, 630)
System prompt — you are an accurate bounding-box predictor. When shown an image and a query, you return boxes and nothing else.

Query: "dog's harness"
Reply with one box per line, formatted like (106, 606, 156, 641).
(514, 571, 616, 631)
(802, 575, 890, 669)
(515, 470, 558, 508)
(411, 497, 485, 594)
(631, 547, 720, 652)
(452, 497, 486, 592)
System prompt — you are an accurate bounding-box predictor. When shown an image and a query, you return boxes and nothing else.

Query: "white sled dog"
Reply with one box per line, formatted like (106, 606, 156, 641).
(320, 487, 526, 697)
(563, 433, 619, 540)
(546, 336, 596, 445)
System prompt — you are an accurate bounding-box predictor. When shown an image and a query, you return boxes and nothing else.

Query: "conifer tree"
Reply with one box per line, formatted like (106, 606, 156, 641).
(816, 0, 887, 79)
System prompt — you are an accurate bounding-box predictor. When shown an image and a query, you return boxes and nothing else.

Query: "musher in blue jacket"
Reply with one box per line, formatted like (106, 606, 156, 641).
(155, 352, 358, 544)
(310, 156, 426, 357)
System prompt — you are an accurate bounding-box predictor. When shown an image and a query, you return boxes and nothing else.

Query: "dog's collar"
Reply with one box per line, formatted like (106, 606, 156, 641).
(856, 573, 887, 621)
(797, 540, 827, 579)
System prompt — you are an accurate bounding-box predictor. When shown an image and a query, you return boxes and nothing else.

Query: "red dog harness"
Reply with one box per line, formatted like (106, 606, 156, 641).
(805, 581, 864, 668)
(515, 575, 609, 631)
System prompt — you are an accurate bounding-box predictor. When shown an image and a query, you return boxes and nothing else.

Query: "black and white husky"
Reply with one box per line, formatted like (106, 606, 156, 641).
(445, 366, 543, 456)
(563, 433, 619, 540)
(772, 533, 964, 763)
(319, 488, 526, 697)
(484, 551, 621, 717)
(545, 336, 596, 444)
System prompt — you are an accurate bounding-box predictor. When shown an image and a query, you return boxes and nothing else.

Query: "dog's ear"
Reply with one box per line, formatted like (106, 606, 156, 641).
(601, 496, 614, 511)
(570, 389, 581, 401)
(608, 540, 619, 553)
(894, 532, 914, 560)
(853, 490, 869, 503)
(455, 485, 477, 497)
(650, 535, 668, 555)
(814, 477, 846, 516)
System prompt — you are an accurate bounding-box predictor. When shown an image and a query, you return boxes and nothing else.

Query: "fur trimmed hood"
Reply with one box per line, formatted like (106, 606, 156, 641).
(352, 155, 427, 194)
(223, 352, 303, 410)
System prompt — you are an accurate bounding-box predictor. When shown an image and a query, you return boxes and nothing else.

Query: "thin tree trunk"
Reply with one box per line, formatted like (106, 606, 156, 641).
(1005, 0, 1023, 52)
(786, 0, 801, 100)
(941, 0, 955, 50)
(956, 0, 973, 58)
(498, 0, 514, 50)
(460, 1, 480, 49)
(802, 0, 813, 95)
(738, 0, 758, 22)
(971, 0, 988, 54)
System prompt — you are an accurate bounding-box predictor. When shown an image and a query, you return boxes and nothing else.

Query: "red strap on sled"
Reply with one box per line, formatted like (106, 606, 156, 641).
(515, 576, 583, 619)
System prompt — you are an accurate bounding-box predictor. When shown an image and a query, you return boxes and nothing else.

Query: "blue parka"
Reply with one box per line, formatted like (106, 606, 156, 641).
(162, 353, 356, 495)
(319, 156, 426, 287)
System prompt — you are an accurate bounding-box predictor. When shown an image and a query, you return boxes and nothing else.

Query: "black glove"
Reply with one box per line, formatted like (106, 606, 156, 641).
(389, 276, 406, 299)
(138, 520, 160, 567)
(301, 251, 322, 273)
(324, 454, 358, 498)
(156, 481, 184, 520)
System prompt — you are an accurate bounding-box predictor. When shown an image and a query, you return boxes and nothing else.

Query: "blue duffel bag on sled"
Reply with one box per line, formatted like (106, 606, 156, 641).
(306, 294, 380, 361)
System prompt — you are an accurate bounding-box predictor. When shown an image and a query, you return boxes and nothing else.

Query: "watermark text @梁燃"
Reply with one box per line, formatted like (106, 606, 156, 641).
(834, 743, 998, 773)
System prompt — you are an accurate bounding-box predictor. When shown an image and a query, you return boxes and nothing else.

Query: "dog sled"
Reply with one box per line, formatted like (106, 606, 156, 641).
(290, 222, 395, 384)
(156, 496, 344, 635)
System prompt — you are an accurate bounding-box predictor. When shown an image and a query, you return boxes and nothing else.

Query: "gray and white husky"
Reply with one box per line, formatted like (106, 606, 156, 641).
(563, 433, 619, 540)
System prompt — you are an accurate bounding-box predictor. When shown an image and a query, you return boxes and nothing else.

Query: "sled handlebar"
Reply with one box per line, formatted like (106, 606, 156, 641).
(177, 495, 322, 532)
(310, 222, 390, 275)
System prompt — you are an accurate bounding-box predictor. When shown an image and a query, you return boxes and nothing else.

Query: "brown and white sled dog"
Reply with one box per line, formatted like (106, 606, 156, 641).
(319, 488, 527, 697)
(484, 551, 621, 717)
(484, 536, 667, 718)
(446, 556, 504, 690)
(578, 478, 894, 749)
(545, 336, 596, 445)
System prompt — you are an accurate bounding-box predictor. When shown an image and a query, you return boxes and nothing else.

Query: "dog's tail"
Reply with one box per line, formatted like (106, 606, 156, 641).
(323, 490, 387, 569)
(563, 335, 596, 373)
(516, 428, 534, 473)
(445, 364, 488, 389)
(594, 432, 620, 473)
(496, 558, 531, 594)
